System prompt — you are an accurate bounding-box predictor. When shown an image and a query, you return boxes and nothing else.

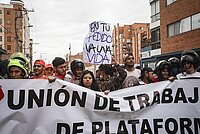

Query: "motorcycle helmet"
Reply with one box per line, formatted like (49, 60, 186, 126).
(70, 59, 85, 76)
(181, 50, 200, 69)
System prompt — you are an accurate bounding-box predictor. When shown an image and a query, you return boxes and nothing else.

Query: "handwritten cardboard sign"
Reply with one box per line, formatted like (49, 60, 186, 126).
(83, 21, 112, 64)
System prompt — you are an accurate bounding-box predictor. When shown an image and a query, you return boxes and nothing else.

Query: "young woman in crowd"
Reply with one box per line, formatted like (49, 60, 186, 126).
(79, 70, 100, 91)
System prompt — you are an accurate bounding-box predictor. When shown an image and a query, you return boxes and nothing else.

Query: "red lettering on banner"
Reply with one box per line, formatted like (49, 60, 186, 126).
(0, 85, 4, 101)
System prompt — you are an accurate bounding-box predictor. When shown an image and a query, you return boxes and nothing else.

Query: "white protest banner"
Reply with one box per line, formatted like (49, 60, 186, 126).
(0, 79, 200, 134)
(83, 21, 112, 64)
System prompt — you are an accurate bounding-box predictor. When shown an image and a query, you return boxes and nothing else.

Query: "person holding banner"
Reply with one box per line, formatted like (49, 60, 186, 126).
(48, 57, 72, 82)
(176, 50, 200, 79)
(79, 70, 100, 91)
(52, 57, 70, 81)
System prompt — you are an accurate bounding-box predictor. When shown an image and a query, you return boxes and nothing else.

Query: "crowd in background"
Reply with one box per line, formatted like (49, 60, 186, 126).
(0, 49, 200, 94)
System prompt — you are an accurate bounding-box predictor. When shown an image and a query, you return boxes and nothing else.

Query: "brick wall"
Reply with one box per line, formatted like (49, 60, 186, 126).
(160, 0, 200, 54)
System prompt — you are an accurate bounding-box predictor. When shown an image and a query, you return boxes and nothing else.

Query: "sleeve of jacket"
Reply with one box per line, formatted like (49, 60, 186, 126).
(112, 65, 127, 90)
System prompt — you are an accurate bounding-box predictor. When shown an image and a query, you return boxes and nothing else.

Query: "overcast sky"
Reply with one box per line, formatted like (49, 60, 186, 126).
(2, 0, 151, 63)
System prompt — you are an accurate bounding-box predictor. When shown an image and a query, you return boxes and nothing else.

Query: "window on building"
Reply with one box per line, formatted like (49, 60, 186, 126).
(151, 0, 160, 23)
(151, 28, 160, 49)
(7, 28, 11, 33)
(7, 10, 11, 15)
(7, 36, 11, 42)
(127, 39, 131, 43)
(0, 36, 2, 41)
(167, 0, 177, 6)
(7, 19, 11, 25)
(168, 13, 200, 37)
(168, 21, 180, 37)
(7, 45, 11, 50)
(151, 28, 160, 43)
(180, 17, 191, 33)
(0, 10, 2, 14)
(0, 19, 2, 25)
(192, 13, 200, 30)
(0, 27, 2, 33)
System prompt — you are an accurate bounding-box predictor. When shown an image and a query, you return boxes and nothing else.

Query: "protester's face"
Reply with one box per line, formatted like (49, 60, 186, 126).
(147, 71, 154, 81)
(56, 63, 67, 76)
(161, 69, 169, 79)
(183, 62, 194, 73)
(33, 64, 44, 75)
(82, 73, 93, 89)
(75, 68, 83, 77)
(125, 56, 134, 67)
(9, 66, 24, 79)
(44, 67, 54, 76)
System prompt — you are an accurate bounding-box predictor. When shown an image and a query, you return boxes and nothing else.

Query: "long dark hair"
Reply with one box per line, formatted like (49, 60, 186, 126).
(79, 70, 100, 91)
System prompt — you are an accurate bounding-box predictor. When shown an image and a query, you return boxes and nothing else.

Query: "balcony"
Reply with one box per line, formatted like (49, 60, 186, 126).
(141, 46, 152, 52)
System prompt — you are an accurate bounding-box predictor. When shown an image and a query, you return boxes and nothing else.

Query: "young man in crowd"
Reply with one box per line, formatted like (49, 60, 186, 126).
(176, 50, 200, 79)
(124, 53, 141, 79)
(0, 52, 28, 79)
(33, 59, 47, 79)
(52, 57, 71, 81)
(139, 67, 155, 84)
(44, 64, 54, 77)
(7, 59, 28, 79)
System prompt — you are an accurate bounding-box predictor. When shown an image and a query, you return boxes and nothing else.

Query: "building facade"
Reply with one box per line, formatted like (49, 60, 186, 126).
(0, 0, 31, 58)
(140, 0, 161, 69)
(113, 23, 150, 64)
(160, 0, 200, 56)
(141, 0, 200, 69)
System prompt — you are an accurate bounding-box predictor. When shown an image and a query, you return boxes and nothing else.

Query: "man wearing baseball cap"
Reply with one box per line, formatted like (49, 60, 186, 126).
(33, 59, 47, 79)
(44, 64, 54, 77)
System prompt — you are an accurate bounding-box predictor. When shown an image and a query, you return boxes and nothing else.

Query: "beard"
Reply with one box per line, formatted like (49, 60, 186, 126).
(126, 64, 134, 68)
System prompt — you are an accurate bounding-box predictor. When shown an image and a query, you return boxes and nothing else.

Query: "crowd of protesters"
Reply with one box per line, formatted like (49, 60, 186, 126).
(0, 49, 200, 94)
